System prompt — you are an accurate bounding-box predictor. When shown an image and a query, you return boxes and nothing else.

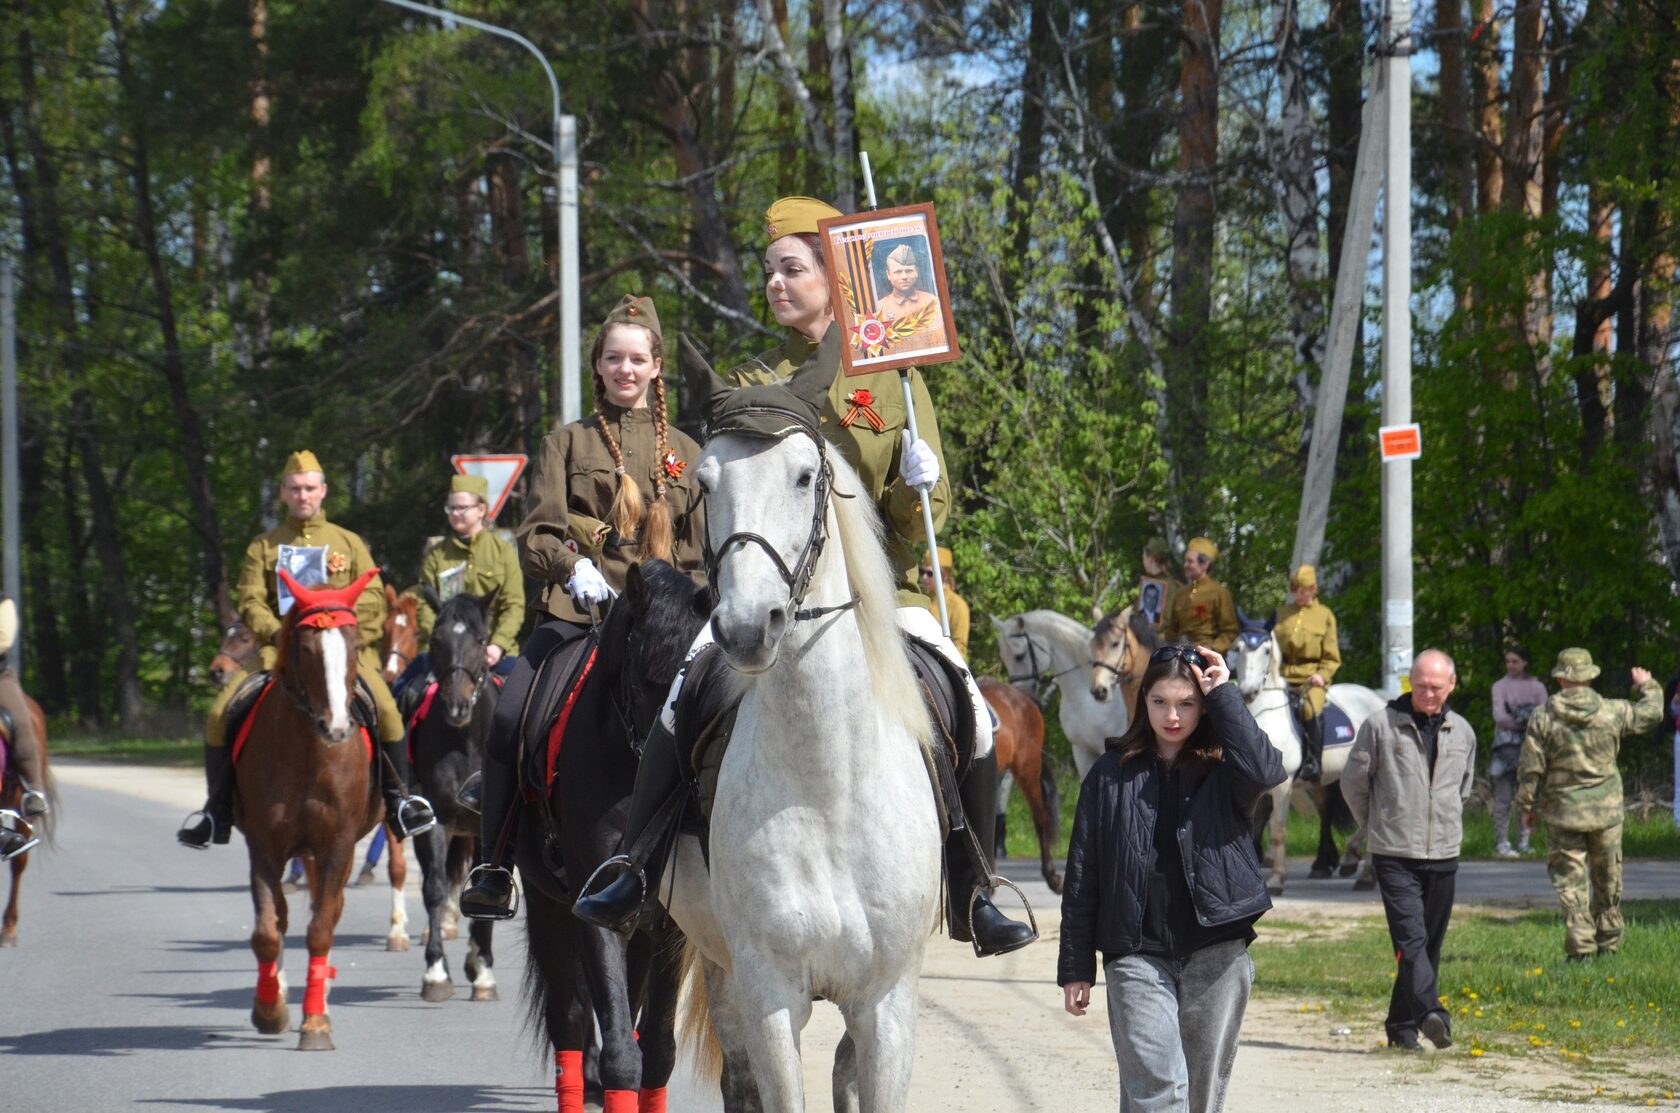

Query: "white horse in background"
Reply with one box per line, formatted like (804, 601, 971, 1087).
(993, 610, 1128, 778)
(666, 424, 942, 1111)
(1226, 628, 1386, 894)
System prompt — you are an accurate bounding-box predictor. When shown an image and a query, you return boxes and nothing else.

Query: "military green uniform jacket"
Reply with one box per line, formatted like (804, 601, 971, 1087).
(728, 333, 951, 608)
(416, 528, 525, 654)
(1273, 600, 1341, 686)
(518, 405, 706, 624)
(237, 512, 386, 661)
(1161, 575, 1239, 654)
(1515, 679, 1664, 831)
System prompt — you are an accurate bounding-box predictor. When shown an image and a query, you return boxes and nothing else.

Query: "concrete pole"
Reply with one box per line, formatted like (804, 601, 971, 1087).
(1380, 0, 1413, 696)
(2, 260, 20, 674)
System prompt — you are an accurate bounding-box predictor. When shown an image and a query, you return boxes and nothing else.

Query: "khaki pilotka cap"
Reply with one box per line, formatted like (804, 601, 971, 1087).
(281, 450, 324, 479)
(1552, 647, 1601, 683)
(1290, 564, 1318, 590)
(1187, 537, 1218, 561)
(600, 294, 662, 345)
(764, 196, 842, 241)
(450, 473, 490, 501)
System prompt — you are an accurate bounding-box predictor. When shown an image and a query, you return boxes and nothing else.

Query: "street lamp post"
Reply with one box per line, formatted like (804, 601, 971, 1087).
(377, 0, 580, 424)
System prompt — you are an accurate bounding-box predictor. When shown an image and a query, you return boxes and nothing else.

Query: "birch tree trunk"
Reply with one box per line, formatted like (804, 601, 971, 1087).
(1271, 0, 1325, 430)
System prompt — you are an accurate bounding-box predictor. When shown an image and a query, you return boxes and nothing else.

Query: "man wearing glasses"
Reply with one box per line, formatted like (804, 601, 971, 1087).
(415, 473, 524, 677)
(919, 545, 970, 659)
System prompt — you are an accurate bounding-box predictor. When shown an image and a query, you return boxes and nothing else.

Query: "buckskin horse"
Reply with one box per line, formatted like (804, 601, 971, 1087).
(408, 587, 500, 1004)
(520, 559, 709, 1113)
(1087, 603, 1158, 729)
(993, 610, 1129, 778)
(980, 678, 1062, 894)
(2, 693, 51, 947)
(234, 568, 389, 1050)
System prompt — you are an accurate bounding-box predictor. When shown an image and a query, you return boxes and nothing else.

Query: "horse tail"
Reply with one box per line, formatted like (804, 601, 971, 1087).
(676, 940, 723, 1083)
(520, 920, 550, 1062)
(1039, 761, 1060, 845)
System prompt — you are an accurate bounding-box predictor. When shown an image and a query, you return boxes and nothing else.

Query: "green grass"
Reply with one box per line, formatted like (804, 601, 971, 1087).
(1001, 765, 1680, 863)
(51, 734, 199, 766)
(1253, 899, 1680, 1082)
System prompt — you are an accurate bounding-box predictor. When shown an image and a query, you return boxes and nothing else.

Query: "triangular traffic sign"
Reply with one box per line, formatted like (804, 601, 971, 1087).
(451, 454, 528, 522)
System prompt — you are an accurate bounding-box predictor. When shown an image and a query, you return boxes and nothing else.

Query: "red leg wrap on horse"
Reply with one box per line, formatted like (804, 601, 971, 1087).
(638, 1087, 668, 1113)
(303, 955, 336, 1015)
(602, 1091, 637, 1113)
(256, 961, 280, 1006)
(556, 1049, 584, 1113)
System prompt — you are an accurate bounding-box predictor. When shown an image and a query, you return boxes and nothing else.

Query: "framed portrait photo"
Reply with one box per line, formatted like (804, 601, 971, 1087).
(1138, 577, 1168, 627)
(815, 203, 962, 377)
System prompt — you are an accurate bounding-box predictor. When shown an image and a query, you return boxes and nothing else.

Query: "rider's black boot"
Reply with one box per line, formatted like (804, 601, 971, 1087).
(460, 755, 520, 921)
(572, 715, 687, 932)
(1299, 714, 1324, 783)
(379, 739, 436, 838)
(0, 810, 37, 861)
(948, 754, 1037, 957)
(178, 744, 235, 848)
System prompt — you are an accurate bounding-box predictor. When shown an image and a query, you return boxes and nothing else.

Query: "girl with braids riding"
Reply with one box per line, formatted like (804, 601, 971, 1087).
(572, 196, 1037, 957)
(459, 295, 706, 919)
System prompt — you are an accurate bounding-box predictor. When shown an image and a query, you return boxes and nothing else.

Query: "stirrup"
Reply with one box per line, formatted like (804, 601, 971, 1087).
(177, 810, 217, 850)
(393, 794, 436, 838)
(20, 787, 48, 818)
(573, 854, 648, 931)
(461, 864, 519, 920)
(0, 810, 38, 862)
(967, 874, 1038, 959)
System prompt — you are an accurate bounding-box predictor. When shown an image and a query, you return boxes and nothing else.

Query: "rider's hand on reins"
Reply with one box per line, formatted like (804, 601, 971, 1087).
(1190, 646, 1229, 693)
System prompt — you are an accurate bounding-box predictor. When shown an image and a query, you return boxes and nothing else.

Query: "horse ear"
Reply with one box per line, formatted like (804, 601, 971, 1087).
(1090, 603, 1104, 623)
(624, 562, 645, 606)
(419, 584, 443, 615)
(679, 333, 735, 422)
(785, 322, 841, 409)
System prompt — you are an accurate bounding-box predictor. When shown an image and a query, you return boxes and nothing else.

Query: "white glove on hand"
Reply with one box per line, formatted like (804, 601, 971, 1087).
(900, 431, 940, 491)
(565, 558, 614, 609)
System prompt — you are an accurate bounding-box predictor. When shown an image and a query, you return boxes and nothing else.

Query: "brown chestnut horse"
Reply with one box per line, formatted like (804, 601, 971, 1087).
(209, 615, 411, 942)
(2, 693, 50, 947)
(981, 678, 1063, 894)
(380, 587, 420, 685)
(237, 568, 385, 1050)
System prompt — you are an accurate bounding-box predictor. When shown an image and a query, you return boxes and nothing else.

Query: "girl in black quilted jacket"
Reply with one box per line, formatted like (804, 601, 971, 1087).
(1058, 643, 1285, 1113)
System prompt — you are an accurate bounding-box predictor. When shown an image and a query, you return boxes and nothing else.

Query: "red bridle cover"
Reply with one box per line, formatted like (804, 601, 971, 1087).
(278, 568, 379, 629)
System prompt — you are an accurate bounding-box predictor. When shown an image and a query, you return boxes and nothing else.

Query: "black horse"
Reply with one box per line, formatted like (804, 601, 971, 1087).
(518, 559, 711, 1112)
(411, 587, 501, 1002)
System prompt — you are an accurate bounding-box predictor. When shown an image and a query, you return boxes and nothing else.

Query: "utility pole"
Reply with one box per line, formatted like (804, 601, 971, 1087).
(1380, 0, 1413, 696)
(377, 0, 581, 424)
(2, 260, 20, 674)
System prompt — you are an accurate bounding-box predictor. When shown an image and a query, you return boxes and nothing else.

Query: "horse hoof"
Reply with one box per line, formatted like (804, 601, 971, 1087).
(1267, 880, 1285, 897)
(386, 933, 410, 953)
(421, 979, 455, 1003)
(471, 984, 499, 1003)
(0, 929, 16, 948)
(1045, 871, 1064, 895)
(1352, 878, 1376, 892)
(1338, 863, 1359, 878)
(1309, 867, 1332, 880)
(251, 1004, 290, 1035)
(296, 1028, 335, 1051)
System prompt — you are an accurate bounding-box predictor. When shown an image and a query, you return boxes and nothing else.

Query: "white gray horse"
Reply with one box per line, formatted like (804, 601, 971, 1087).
(666, 426, 941, 1111)
(1226, 628, 1385, 893)
(993, 610, 1128, 778)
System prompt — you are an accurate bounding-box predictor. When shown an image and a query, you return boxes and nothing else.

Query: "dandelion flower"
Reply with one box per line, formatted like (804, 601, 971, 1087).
(1470, 1049, 1485, 1058)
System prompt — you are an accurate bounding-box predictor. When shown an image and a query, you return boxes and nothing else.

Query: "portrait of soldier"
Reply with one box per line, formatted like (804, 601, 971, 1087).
(872, 239, 946, 352)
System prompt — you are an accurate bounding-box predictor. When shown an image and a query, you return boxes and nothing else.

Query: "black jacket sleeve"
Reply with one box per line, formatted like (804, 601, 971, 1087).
(1203, 683, 1287, 813)
(1057, 761, 1105, 987)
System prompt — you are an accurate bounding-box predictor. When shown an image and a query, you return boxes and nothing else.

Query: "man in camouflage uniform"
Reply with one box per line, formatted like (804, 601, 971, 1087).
(1161, 536, 1239, 654)
(179, 451, 432, 847)
(1515, 648, 1663, 960)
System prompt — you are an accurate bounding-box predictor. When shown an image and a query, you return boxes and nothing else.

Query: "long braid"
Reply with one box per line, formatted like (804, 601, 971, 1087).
(640, 375, 675, 562)
(595, 410, 647, 547)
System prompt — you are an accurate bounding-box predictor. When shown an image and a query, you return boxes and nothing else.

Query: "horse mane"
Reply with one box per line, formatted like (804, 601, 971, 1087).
(1128, 607, 1161, 653)
(825, 445, 934, 752)
(626, 558, 713, 691)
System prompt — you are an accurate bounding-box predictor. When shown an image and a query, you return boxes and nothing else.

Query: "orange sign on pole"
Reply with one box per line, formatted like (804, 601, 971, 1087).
(1378, 423, 1422, 462)
(451, 454, 528, 521)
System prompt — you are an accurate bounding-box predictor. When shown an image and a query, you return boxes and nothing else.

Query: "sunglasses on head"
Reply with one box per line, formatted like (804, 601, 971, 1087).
(1151, 644, 1207, 668)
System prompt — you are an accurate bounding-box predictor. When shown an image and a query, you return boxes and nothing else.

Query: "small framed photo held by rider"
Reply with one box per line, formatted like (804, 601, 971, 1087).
(816, 203, 962, 377)
(1138, 577, 1167, 627)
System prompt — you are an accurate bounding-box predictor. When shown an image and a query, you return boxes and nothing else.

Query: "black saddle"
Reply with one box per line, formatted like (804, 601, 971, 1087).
(517, 633, 598, 796)
(905, 635, 977, 781)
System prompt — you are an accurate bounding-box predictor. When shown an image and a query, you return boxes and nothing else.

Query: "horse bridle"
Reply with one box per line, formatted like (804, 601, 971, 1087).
(281, 600, 360, 728)
(1005, 629, 1089, 688)
(704, 409, 857, 624)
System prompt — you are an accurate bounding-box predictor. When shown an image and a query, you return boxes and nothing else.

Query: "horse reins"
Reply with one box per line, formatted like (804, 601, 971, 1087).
(1005, 630, 1090, 687)
(280, 600, 361, 729)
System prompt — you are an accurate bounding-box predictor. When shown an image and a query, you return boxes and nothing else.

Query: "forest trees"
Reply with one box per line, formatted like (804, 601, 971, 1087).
(1, 0, 1677, 727)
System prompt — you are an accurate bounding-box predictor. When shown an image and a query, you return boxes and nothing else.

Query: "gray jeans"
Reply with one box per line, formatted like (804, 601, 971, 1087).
(1104, 939, 1253, 1113)
(1490, 741, 1521, 847)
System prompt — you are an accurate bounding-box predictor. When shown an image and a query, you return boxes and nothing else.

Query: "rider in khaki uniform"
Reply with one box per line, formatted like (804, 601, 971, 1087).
(179, 451, 433, 847)
(0, 595, 47, 861)
(458, 295, 707, 919)
(1516, 649, 1663, 960)
(1272, 564, 1341, 781)
(415, 473, 526, 662)
(921, 546, 970, 659)
(1161, 537, 1239, 654)
(574, 197, 1034, 958)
